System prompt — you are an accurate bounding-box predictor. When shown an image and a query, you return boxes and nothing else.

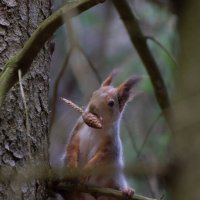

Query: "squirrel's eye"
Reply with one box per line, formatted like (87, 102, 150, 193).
(108, 100, 115, 107)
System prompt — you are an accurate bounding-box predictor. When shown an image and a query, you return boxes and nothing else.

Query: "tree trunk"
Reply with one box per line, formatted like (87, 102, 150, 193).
(0, 0, 52, 199)
(169, 1, 200, 200)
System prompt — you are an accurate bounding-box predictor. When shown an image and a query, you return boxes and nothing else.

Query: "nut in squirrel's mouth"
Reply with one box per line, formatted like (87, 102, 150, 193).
(82, 111, 103, 129)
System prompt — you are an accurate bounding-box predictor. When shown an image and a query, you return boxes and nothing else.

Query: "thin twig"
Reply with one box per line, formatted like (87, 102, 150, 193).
(65, 19, 102, 84)
(77, 44, 102, 84)
(125, 119, 158, 197)
(18, 70, 32, 159)
(124, 121, 139, 152)
(51, 15, 101, 131)
(145, 36, 178, 68)
(49, 48, 73, 130)
(137, 112, 162, 158)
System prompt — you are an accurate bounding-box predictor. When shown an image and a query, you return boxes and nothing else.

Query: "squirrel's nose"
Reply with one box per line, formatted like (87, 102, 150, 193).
(88, 104, 99, 116)
(88, 104, 102, 120)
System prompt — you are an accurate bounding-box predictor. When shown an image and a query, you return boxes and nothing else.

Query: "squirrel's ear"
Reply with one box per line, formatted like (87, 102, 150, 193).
(117, 76, 142, 111)
(101, 70, 118, 87)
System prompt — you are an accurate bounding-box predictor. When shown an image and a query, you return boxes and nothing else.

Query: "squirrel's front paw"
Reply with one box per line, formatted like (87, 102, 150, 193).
(121, 187, 135, 198)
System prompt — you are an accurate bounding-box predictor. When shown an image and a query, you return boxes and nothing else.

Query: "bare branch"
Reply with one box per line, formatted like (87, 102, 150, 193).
(145, 36, 178, 68)
(65, 19, 102, 83)
(137, 112, 162, 158)
(51, 182, 157, 200)
(112, 0, 170, 112)
(49, 49, 73, 130)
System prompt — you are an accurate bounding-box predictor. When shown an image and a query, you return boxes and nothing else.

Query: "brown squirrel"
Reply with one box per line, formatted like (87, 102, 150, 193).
(61, 72, 141, 200)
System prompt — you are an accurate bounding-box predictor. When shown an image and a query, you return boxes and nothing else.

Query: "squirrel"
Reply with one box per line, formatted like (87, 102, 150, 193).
(61, 72, 142, 200)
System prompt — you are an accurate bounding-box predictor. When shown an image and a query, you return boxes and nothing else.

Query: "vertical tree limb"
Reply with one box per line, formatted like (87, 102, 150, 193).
(112, 0, 170, 112)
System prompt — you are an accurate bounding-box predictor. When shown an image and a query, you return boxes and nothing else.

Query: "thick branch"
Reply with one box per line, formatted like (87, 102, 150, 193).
(0, 0, 105, 107)
(51, 182, 156, 200)
(112, 0, 170, 112)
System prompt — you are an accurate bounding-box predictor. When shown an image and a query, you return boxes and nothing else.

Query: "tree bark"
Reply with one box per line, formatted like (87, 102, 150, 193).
(0, 0, 52, 199)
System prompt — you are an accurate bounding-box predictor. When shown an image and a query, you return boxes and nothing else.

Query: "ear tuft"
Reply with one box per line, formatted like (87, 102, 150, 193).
(117, 75, 142, 111)
(124, 75, 143, 90)
(101, 69, 119, 87)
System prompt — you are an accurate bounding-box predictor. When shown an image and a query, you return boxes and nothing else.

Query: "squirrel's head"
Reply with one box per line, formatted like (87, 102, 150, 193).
(87, 72, 142, 127)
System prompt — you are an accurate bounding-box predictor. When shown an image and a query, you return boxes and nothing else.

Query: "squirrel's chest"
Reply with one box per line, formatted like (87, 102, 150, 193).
(78, 124, 118, 166)
(78, 125, 103, 166)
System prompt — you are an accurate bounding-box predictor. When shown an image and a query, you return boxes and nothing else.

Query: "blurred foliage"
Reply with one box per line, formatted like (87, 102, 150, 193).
(50, 0, 176, 198)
